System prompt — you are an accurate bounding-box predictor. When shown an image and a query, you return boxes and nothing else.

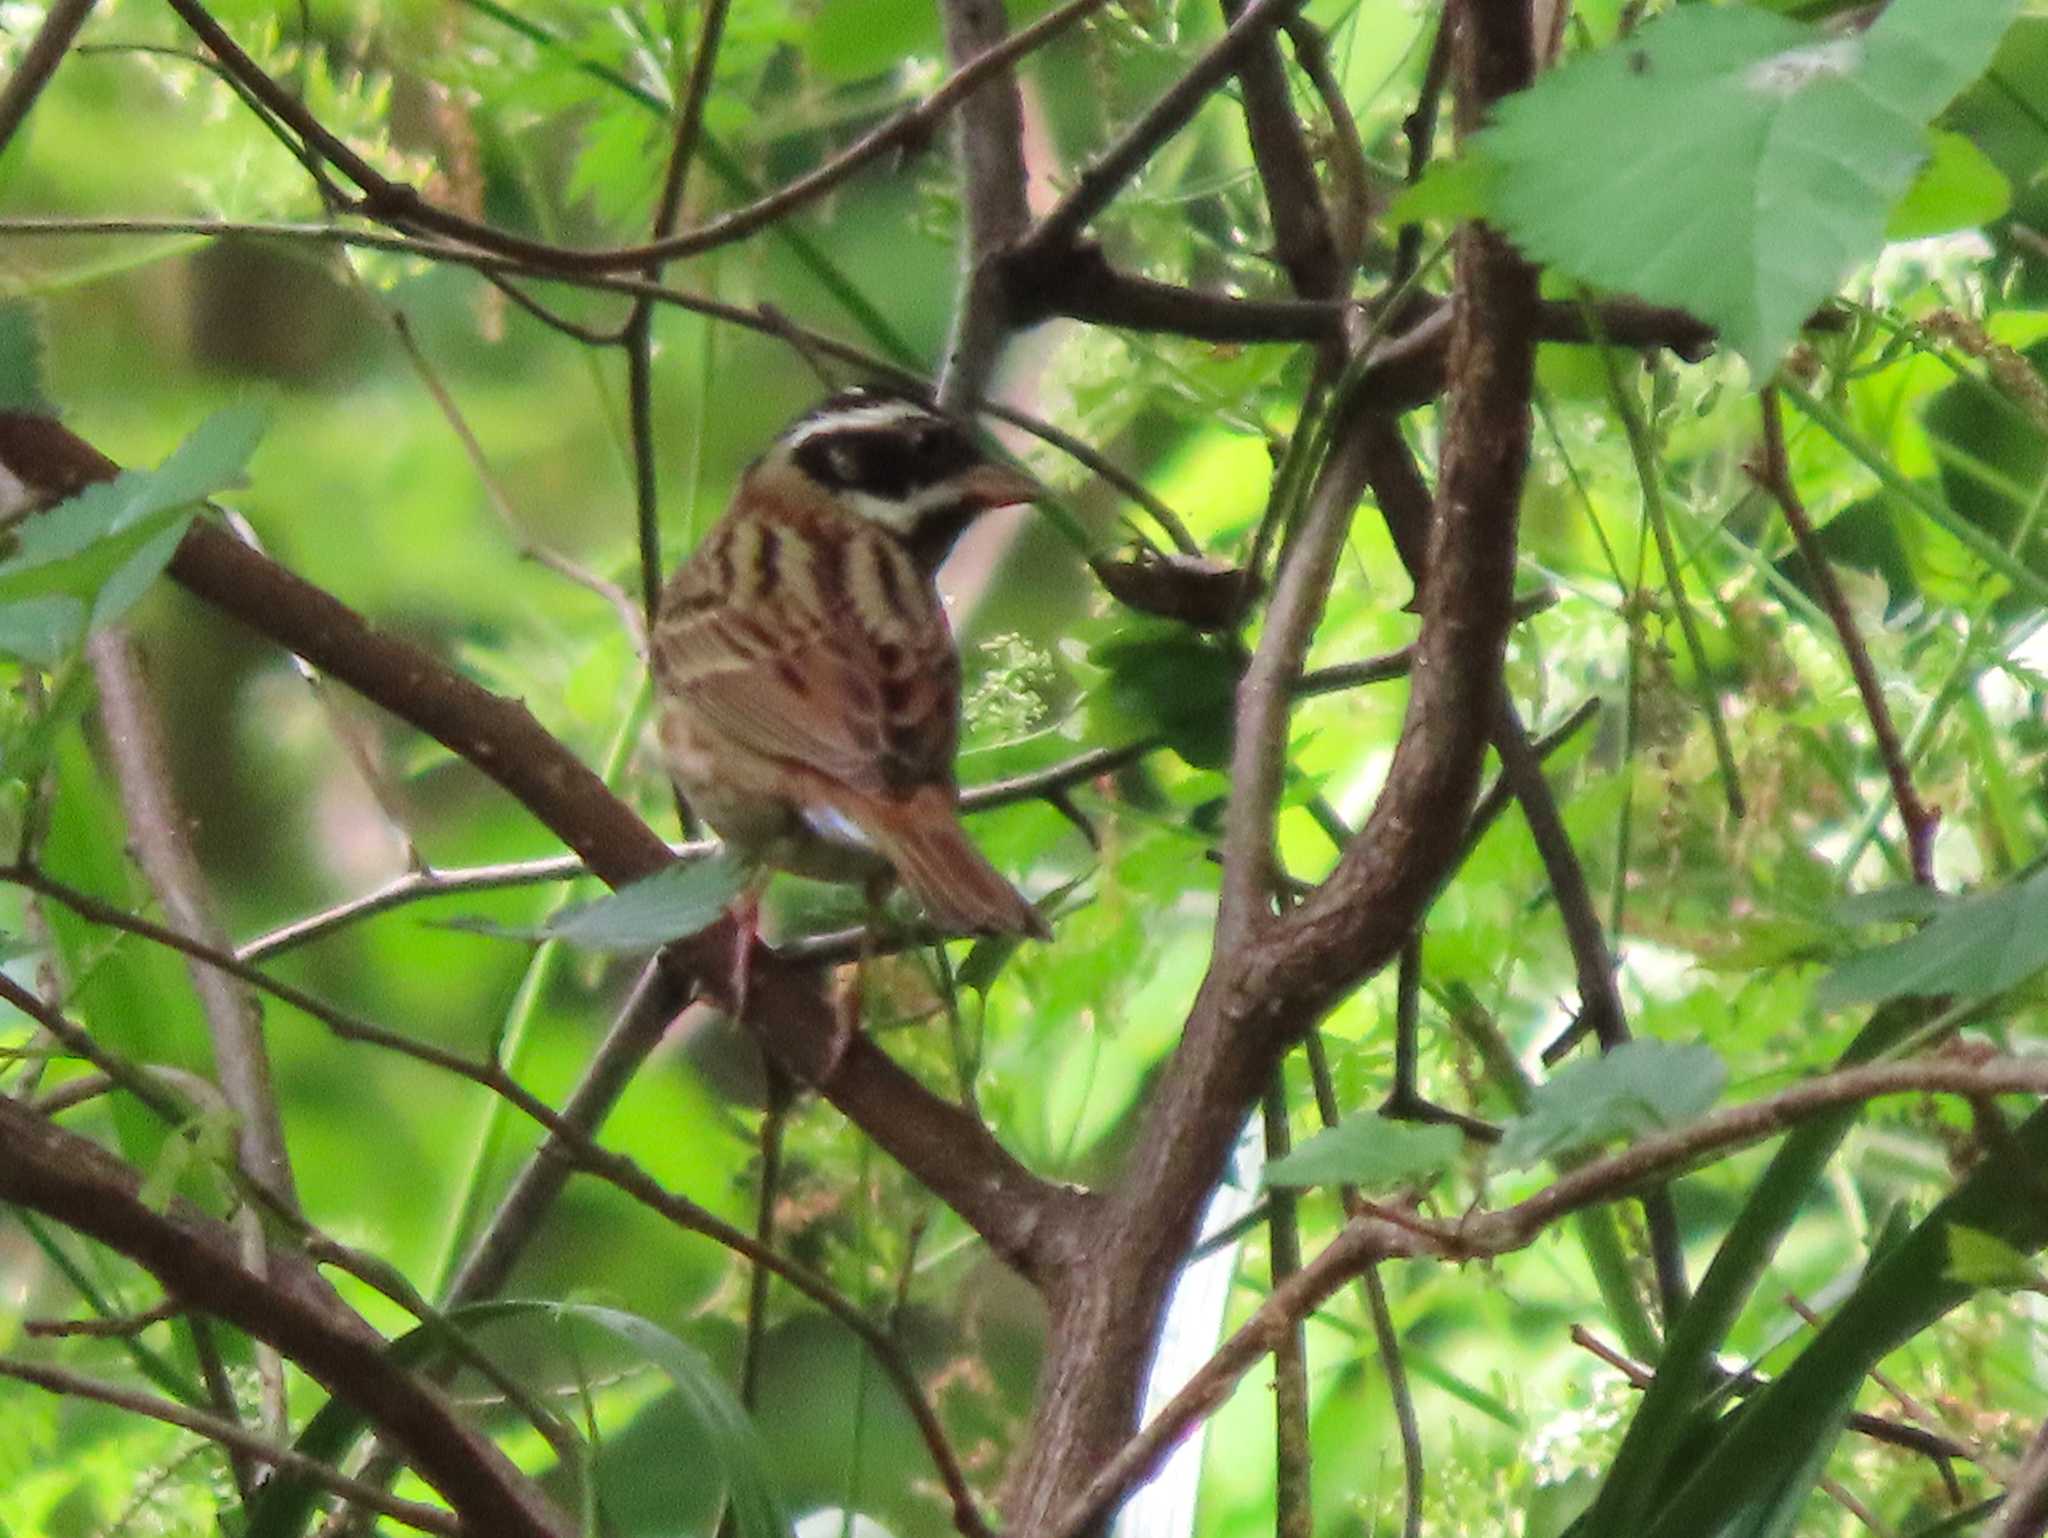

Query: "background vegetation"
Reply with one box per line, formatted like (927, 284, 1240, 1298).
(1, 1, 2047, 1537)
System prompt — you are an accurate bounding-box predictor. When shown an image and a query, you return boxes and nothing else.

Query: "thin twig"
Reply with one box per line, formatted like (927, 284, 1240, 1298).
(1019, 0, 1307, 258)
(623, 0, 731, 631)
(1986, 1413, 2048, 1538)
(0, 1357, 462, 1535)
(1754, 387, 1937, 886)
(1262, 1075, 1314, 1538)
(164, 0, 1106, 275)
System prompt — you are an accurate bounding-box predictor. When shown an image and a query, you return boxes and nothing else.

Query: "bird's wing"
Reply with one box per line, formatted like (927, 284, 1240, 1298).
(652, 515, 960, 799)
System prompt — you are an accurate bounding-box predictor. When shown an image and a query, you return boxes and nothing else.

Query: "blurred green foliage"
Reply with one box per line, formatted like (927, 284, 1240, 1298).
(0, 2, 2046, 1538)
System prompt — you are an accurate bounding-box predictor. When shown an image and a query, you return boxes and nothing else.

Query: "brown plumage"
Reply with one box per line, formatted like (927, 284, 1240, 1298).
(651, 388, 1050, 942)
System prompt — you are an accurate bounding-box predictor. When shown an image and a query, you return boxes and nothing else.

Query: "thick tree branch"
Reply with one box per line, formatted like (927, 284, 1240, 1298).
(1001, 6, 1541, 1527)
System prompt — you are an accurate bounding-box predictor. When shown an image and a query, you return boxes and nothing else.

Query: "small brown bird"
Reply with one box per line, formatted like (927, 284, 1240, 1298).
(652, 387, 1051, 1015)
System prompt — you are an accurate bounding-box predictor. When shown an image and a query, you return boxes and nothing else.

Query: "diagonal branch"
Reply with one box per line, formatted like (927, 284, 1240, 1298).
(0, 0, 97, 157)
(1013, 0, 1307, 261)
(0, 1091, 569, 1538)
(162, 0, 1106, 276)
(1754, 387, 1937, 887)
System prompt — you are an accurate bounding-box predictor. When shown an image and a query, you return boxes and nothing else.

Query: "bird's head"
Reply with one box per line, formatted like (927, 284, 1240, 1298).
(765, 387, 1041, 569)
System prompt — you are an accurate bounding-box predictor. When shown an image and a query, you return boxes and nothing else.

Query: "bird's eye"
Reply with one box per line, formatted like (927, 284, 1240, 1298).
(828, 442, 862, 482)
(908, 427, 943, 460)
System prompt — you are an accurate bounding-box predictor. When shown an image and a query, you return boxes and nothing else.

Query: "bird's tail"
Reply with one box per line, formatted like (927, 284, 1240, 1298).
(854, 788, 1051, 940)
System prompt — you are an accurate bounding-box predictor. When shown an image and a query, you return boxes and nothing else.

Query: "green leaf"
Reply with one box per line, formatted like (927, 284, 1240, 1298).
(1814, 870, 2048, 1010)
(454, 855, 751, 952)
(1496, 1041, 1726, 1170)
(0, 402, 268, 661)
(1475, 0, 2021, 373)
(1829, 884, 1944, 927)
(1886, 129, 2012, 238)
(1086, 625, 1239, 770)
(1945, 1225, 2048, 1289)
(557, 1303, 791, 1538)
(1264, 1118, 1462, 1190)
(1384, 154, 1498, 227)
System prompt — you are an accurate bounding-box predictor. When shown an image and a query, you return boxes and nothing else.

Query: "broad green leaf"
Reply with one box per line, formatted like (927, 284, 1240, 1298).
(0, 403, 268, 661)
(455, 854, 750, 951)
(0, 597, 84, 667)
(1886, 129, 2012, 238)
(1496, 1041, 1725, 1169)
(1264, 1117, 1461, 1190)
(558, 1303, 791, 1538)
(1086, 624, 1239, 770)
(1814, 870, 2048, 1009)
(1476, 0, 2021, 373)
(1945, 1225, 2047, 1289)
(1829, 884, 1943, 927)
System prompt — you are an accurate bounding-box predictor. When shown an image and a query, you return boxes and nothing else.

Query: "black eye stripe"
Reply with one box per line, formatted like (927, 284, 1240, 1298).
(794, 424, 979, 499)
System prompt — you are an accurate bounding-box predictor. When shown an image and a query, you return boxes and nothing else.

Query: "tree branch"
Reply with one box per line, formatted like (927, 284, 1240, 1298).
(0, 1092, 569, 1537)
(0, 0, 97, 158)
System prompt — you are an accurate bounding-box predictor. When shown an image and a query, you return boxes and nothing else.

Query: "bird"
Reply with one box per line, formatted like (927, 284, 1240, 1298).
(651, 385, 1053, 1037)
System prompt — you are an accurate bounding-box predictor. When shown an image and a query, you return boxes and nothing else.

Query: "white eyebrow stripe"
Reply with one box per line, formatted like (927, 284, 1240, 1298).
(782, 400, 935, 449)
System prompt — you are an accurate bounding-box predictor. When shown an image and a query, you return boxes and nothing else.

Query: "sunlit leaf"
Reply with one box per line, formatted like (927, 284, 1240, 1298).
(1815, 870, 2048, 1009)
(1496, 1042, 1726, 1169)
(1264, 1118, 1462, 1190)
(1476, 0, 2021, 372)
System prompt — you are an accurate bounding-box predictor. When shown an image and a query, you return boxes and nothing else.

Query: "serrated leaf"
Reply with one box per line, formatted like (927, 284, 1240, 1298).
(1264, 1118, 1462, 1190)
(1496, 1041, 1726, 1170)
(1476, 0, 2021, 373)
(1815, 870, 2048, 1010)
(1945, 1225, 2047, 1289)
(453, 855, 751, 952)
(1886, 129, 2012, 238)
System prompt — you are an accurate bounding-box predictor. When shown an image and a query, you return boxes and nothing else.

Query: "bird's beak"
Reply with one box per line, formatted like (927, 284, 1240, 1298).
(954, 462, 1043, 510)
